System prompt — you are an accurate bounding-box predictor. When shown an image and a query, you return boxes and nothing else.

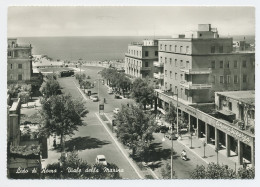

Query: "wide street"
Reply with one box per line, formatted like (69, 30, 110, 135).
(56, 66, 206, 179)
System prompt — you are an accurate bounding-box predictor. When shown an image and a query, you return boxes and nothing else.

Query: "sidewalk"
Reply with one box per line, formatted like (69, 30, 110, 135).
(177, 134, 240, 170)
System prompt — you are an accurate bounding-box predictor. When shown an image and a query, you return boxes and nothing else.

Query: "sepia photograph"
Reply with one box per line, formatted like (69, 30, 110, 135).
(6, 6, 255, 180)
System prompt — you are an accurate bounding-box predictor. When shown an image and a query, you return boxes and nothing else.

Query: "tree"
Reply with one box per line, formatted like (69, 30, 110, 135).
(8, 84, 21, 98)
(114, 104, 155, 158)
(18, 91, 30, 106)
(237, 167, 255, 179)
(190, 163, 237, 179)
(42, 149, 122, 179)
(40, 79, 60, 98)
(80, 80, 91, 92)
(161, 162, 177, 179)
(131, 78, 155, 110)
(165, 102, 177, 123)
(40, 94, 88, 151)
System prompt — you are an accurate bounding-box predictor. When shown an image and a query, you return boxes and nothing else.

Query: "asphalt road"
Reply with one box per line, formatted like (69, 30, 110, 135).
(58, 66, 207, 179)
(58, 66, 139, 179)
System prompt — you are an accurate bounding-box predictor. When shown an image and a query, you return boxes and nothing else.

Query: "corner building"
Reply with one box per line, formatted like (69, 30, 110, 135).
(157, 24, 255, 104)
(125, 39, 158, 78)
(7, 38, 33, 83)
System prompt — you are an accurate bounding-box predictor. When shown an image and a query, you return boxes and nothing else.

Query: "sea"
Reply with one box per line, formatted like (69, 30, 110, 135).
(17, 35, 255, 62)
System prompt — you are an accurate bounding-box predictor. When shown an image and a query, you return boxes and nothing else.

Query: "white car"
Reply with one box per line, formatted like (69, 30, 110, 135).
(113, 108, 120, 114)
(90, 95, 99, 102)
(108, 88, 113, 94)
(95, 155, 107, 166)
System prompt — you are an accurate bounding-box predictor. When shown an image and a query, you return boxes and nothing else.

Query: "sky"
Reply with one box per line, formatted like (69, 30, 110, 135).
(8, 6, 255, 37)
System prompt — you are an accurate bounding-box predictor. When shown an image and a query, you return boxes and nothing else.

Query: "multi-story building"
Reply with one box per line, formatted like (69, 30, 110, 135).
(125, 39, 158, 78)
(155, 24, 255, 104)
(7, 38, 33, 83)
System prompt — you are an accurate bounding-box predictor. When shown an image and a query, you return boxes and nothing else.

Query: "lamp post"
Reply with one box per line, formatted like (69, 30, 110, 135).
(215, 147, 219, 164)
(190, 132, 193, 149)
(202, 140, 206, 158)
(170, 120, 174, 179)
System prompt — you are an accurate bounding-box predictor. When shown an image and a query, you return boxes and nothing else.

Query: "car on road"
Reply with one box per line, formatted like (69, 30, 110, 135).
(90, 95, 99, 102)
(95, 155, 107, 166)
(114, 94, 121, 99)
(113, 108, 120, 114)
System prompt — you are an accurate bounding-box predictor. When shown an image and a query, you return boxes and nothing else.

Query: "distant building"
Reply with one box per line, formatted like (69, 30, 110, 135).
(233, 40, 252, 52)
(156, 24, 255, 104)
(7, 38, 33, 83)
(32, 55, 64, 68)
(125, 39, 158, 78)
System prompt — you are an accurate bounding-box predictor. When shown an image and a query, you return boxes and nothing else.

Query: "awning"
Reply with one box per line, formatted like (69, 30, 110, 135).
(218, 110, 235, 116)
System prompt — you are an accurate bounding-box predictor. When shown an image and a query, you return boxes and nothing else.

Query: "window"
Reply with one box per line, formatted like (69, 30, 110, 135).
(175, 45, 177, 52)
(226, 61, 230, 68)
(169, 45, 172, 51)
(234, 75, 238, 84)
(134, 50, 135, 55)
(155, 51, 158, 56)
(180, 46, 183, 53)
(137, 51, 138, 56)
(243, 60, 247, 68)
(165, 82, 167, 90)
(175, 73, 177, 80)
(175, 59, 177, 67)
(211, 46, 215, 53)
(18, 74, 22, 80)
(170, 71, 172, 78)
(160, 57, 162, 63)
(165, 45, 167, 51)
(186, 61, 190, 69)
(220, 61, 223, 68)
(180, 74, 183, 81)
(180, 60, 183, 67)
(18, 64, 22, 69)
(10, 74, 13, 80)
(186, 46, 189, 53)
(8, 51, 12, 57)
(234, 60, 238, 68)
(243, 75, 247, 83)
(211, 61, 216, 69)
(228, 102, 232, 111)
(175, 86, 177, 94)
(160, 44, 162, 50)
(165, 70, 167, 77)
(145, 62, 148, 67)
(212, 75, 216, 84)
(170, 84, 172, 91)
(227, 75, 231, 83)
(170, 58, 172, 65)
(10, 64, 13, 69)
(165, 57, 167, 64)
(145, 51, 149, 57)
(220, 76, 224, 83)
(219, 46, 223, 53)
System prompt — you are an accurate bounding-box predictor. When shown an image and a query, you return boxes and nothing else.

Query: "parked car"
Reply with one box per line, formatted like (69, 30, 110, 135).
(90, 95, 99, 102)
(95, 155, 107, 166)
(108, 88, 113, 94)
(114, 94, 121, 99)
(113, 108, 120, 114)
(165, 132, 177, 140)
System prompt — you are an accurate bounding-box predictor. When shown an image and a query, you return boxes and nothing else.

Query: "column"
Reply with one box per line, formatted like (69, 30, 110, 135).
(251, 141, 255, 166)
(154, 96, 158, 112)
(196, 118, 200, 138)
(237, 140, 243, 165)
(215, 128, 219, 150)
(226, 133, 230, 157)
(206, 124, 210, 144)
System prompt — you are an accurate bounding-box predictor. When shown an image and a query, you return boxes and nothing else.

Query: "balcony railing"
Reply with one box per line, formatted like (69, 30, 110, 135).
(180, 68, 212, 74)
(140, 67, 151, 71)
(180, 81, 212, 89)
(153, 61, 164, 67)
(154, 73, 164, 79)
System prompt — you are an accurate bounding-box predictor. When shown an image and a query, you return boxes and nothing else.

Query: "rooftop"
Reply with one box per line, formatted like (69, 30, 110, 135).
(216, 90, 255, 106)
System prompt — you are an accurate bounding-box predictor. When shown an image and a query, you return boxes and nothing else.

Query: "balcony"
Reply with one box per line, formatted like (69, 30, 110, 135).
(180, 81, 212, 90)
(153, 61, 164, 67)
(180, 68, 212, 74)
(140, 67, 151, 71)
(154, 73, 164, 79)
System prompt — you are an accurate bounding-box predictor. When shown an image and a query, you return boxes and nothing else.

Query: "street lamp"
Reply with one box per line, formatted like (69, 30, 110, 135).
(202, 140, 207, 158)
(170, 119, 174, 179)
(215, 147, 219, 164)
(190, 132, 193, 149)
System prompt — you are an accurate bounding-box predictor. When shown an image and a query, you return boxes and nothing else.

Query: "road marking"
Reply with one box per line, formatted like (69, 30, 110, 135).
(95, 113, 144, 179)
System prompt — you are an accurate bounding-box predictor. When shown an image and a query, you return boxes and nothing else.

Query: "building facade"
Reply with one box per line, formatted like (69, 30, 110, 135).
(156, 24, 255, 104)
(7, 38, 33, 83)
(125, 39, 158, 78)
